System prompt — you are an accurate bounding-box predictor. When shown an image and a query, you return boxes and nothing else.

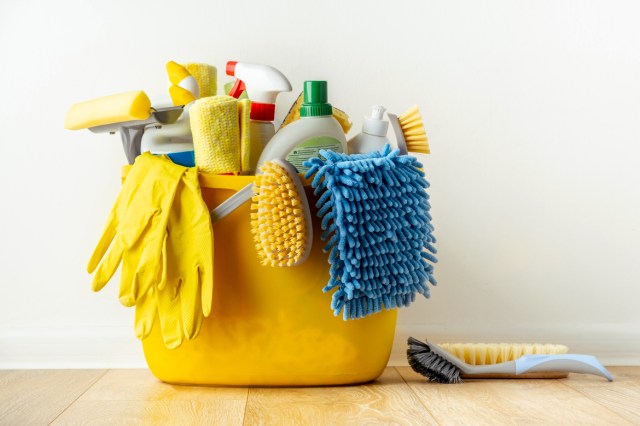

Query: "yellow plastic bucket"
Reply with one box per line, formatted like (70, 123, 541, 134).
(134, 170, 397, 386)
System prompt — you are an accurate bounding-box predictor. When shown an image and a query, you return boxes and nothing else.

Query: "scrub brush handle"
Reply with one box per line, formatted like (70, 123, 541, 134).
(210, 183, 253, 224)
(516, 354, 613, 381)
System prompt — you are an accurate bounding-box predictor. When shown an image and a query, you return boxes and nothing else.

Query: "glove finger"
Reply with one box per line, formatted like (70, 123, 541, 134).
(134, 286, 157, 340)
(158, 233, 169, 291)
(91, 238, 124, 292)
(156, 282, 184, 349)
(182, 168, 214, 317)
(180, 269, 202, 339)
(87, 210, 118, 274)
(118, 209, 161, 306)
(200, 246, 214, 318)
(129, 229, 166, 305)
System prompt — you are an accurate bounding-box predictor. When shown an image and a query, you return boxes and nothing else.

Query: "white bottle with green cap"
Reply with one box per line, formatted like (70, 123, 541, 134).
(257, 81, 347, 173)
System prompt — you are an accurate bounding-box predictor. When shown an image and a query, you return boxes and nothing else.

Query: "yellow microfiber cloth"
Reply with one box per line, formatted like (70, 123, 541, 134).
(237, 99, 252, 173)
(184, 63, 217, 98)
(190, 96, 240, 174)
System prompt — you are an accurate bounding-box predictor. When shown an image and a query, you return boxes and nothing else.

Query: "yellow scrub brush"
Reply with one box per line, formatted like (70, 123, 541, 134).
(407, 338, 613, 383)
(250, 160, 312, 266)
(388, 106, 430, 155)
(210, 159, 312, 267)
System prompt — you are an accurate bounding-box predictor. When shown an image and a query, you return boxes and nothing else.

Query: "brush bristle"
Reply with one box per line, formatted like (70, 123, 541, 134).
(407, 337, 462, 384)
(439, 343, 569, 365)
(398, 106, 430, 154)
(251, 161, 309, 267)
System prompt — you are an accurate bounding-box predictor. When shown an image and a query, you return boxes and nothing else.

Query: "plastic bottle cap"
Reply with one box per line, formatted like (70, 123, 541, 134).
(250, 102, 276, 121)
(226, 61, 238, 76)
(300, 81, 333, 117)
(363, 105, 389, 137)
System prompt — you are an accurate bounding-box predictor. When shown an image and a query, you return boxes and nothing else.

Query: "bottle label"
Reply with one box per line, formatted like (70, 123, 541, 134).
(286, 136, 344, 173)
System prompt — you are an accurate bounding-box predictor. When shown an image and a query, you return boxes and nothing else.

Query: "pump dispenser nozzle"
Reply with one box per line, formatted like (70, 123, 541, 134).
(225, 61, 292, 121)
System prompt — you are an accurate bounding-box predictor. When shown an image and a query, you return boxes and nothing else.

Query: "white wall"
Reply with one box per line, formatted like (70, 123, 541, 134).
(1, 0, 638, 368)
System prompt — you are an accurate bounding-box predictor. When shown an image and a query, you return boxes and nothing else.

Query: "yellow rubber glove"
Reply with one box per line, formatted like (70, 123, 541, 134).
(134, 168, 213, 347)
(87, 153, 186, 306)
(163, 167, 214, 340)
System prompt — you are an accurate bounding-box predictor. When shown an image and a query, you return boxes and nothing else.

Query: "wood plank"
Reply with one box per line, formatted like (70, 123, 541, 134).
(52, 369, 248, 425)
(243, 367, 438, 425)
(0, 369, 106, 425)
(560, 366, 640, 424)
(397, 366, 632, 426)
(78, 369, 248, 401)
(51, 400, 246, 426)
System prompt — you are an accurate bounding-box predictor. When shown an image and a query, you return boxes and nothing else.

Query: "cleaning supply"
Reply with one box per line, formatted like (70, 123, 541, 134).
(65, 91, 186, 164)
(237, 99, 252, 173)
(160, 167, 214, 340)
(87, 153, 186, 306)
(347, 105, 392, 154)
(167, 60, 199, 104)
(387, 106, 430, 155)
(65, 90, 152, 130)
(407, 338, 613, 383)
(90, 156, 213, 349)
(279, 91, 353, 134)
(259, 81, 347, 173)
(189, 96, 241, 174)
(303, 145, 437, 320)
(140, 62, 200, 167)
(209, 158, 312, 267)
(439, 342, 569, 365)
(183, 62, 217, 98)
(250, 160, 313, 267)
(226, 61, 292, 173)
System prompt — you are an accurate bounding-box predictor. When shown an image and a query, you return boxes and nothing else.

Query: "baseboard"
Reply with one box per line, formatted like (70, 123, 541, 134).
(0, 326, 147, 369)
(387, 323, 640, 366)
(1, 323, 638, 369)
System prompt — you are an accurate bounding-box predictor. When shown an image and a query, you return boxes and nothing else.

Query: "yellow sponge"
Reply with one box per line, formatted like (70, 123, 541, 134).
(279, 92, 352, 134)
(168, 85, 196, 106)
(190, 96, 240, 174)
(250, 160, 311, 267)
(237, 99, 252, 172)
(184, 63, 217, 98)
(65, 90, 151, 130)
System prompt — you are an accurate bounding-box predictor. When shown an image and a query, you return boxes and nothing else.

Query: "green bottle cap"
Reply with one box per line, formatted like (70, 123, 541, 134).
(300, 81, 333, 117)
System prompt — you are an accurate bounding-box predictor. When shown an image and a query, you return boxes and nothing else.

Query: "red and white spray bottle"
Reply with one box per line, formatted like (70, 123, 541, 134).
(226, 61, 292, 172)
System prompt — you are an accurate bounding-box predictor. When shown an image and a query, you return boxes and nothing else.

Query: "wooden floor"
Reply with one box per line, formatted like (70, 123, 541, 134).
(1, 367, 638, 425)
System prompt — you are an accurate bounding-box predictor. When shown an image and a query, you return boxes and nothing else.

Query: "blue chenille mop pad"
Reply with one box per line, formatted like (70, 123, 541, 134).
(304, 145, 437, 320)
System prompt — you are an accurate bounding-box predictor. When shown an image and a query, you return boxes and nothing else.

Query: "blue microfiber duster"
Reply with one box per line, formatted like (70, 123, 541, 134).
(304, 145, 437, 320)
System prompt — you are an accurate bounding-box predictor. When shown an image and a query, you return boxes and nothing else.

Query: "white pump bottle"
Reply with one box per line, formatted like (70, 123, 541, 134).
(347, 105, 392, 154)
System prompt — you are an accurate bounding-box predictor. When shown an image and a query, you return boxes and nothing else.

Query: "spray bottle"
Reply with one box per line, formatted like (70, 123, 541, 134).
(258, 81, 347, 173)
(226, 61, 292, 172)
(347, 105, 392, 154)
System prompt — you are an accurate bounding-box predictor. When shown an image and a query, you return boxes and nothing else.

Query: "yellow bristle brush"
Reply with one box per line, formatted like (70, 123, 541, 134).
(408, 338, 613, 383)
(388, 106, 430, 155)
(210, 159, 312, 267)
(250, 160, 312, 267)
